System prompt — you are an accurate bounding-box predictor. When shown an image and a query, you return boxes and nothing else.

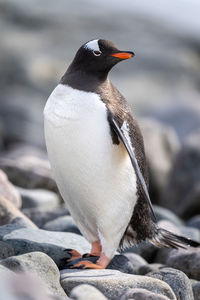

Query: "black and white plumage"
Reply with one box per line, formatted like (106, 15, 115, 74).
(44, 39, 199, 269)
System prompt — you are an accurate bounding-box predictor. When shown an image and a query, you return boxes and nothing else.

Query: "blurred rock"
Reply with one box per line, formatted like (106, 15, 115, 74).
(120, 288, 171, 300)
(60, 269, 176, 299)
(0, 224, 90, 267)
(140, 118, 180, 202)
(160, 139, 200, 219)
(123, 241, 158, 263)
(0, 195, 37, 228)
(123, 252, 147, 273)
(18, 187, 60, 209)
(0, 155, 57, 191)
(147, 267, 194, 300)
(23, 203, 69, 228)
(187, 215, 200, 230)
(70, 284, 107, 300)
(166, 248, 200, 280)
(0, 264, 14, 277)
(179, 226, 200, 243)
(0, 169, 21, 208)
(138, 263, 163, 276)
(0, 241, 15, 259)
(43, 215, 80, 234)
(153, 205, 183, 226)
(191, 280, 200, 300)
(0, 252, 67, 298)
(107, 254, 137, 274)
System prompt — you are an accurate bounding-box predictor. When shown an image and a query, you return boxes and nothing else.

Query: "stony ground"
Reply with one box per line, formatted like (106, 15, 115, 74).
(0, 1, 200, 299)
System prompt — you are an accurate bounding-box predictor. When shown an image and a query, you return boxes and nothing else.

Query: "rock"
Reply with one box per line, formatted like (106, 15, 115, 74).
(191, 280, 200, 300)
(70, 284, 107, 300)
(107, 255, 137, 274)
(0, 224, 90, 267)
(138, 263, 163, 275)
(147, 267, 194, 300)
(0, 241, 15, 259)
(123, 241, 158, 263)
(179, 226, 200, 243)
(0, 252, 67, 298)
(187, 215, 200, 230)
(161, 140, 200, 219)
(0, 195, 37, 228)
(0, 169, 21, 208)
(0, 264, 14, 276)
(121, 288, 171, 300)
(0, 155, 57, 191)
(166, 248, 200, 280)
(153, 205, 183, 226)
(43, 215, 80, 234)
(18, 186, 60, 209)
(60, 269, 176, 300)
(140, 117, 180, 201)
(123, 253, 147, 273)
(23, 204, 69, 228)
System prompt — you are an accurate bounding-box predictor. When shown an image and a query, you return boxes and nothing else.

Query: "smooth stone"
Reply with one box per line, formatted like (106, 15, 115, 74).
(123, 252, 147, 273)
(0, 195, 37, 228)
(0, 169, 22, 208)
(107, 254, 138, 274)
(122, 240, 158, 263)
(43, 215, 81, 235)
(191, 280, 200, 300)
(179, 226, 200, 243)
(0, 241, 15, 259)
(147, 267, 194, 300)
(70, 284, 107, 300)
(18, 186, 60, 209)
(0, 224, 90, 267)
(60, 269, 176, 300)
(0, 252, 67, 298)
(153, 205, 183, 226)
(121, 288, 171, 300)
(166, 248, 200, 280)
(0, 264, 14, 276)
(23, 204, 69, 228)
(0, 155, 57, 191)
(187, 215, 200, 230)
(138, 263, 163, 275)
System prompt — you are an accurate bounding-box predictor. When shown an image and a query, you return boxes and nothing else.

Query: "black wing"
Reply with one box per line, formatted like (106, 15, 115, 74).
(109, 114, 156, 222)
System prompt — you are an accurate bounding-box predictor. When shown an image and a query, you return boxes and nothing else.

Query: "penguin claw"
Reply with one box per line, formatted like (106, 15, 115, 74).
(64, 249, 83, 262)
(69, 259, 104, 269)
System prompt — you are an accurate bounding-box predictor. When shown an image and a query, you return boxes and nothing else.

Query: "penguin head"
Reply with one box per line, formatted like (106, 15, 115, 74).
(67, 39, 135, 80)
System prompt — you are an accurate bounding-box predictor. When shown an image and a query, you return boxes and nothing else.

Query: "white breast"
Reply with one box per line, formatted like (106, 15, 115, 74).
(44, 84, 137, 258)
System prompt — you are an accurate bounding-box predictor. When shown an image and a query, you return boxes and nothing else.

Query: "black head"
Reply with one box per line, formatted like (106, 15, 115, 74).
(67, 39, 135, 80)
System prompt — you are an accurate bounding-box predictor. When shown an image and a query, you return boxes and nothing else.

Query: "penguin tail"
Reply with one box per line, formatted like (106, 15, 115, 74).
(150, 228, 200, 249)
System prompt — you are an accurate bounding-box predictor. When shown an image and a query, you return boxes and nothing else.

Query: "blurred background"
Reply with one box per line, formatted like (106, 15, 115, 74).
(0, 0, 200, 217)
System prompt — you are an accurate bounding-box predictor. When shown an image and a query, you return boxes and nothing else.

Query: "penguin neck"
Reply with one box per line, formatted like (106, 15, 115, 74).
(60, 68, 109, 93)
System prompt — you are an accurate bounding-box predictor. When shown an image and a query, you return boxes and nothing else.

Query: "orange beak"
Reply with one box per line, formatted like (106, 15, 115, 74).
(110, 51, 135, 59)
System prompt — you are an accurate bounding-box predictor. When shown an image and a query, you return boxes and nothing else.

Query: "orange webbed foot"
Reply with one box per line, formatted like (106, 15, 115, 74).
(64, 248, 82, 262)
(69, 259, 104, 269)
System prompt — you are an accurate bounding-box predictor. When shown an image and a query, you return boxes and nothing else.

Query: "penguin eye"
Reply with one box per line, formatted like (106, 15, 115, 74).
(93, 50, 102, 56)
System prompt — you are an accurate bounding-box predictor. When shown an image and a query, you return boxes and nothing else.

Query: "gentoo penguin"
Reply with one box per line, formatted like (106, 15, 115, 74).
(44, 39, 199, 269)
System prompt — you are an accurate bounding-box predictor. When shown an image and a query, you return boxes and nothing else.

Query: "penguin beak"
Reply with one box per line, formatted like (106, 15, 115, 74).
(110, 51, 135, 59)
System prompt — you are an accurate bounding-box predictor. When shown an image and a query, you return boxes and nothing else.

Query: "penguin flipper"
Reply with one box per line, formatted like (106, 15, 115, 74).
(108, 114, 156, 222)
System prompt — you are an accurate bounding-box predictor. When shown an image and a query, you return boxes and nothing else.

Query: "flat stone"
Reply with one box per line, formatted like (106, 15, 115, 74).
(0, 195, 37, 228)
(18, 186, 60, 209)
(0, 155, 57, 191)
(0, 241, 15, 259)
(147, 267, 194, 300)
(123, 252, 147, 274)
(0, 169, 21, 208)
(166, 248, 200, 280)
(107, 254, 138, 274)
(43, 215, 80, 235)
(0, 252, 67, 298)
(123, 240, 158, 263)
(70, 284, 107, 300)
(60, 269, 176, 300)
(0, 224, 90, 267)
(121, 288, 171, 300)
(153, 205, 183, 226)
(23, 204, 69, 228)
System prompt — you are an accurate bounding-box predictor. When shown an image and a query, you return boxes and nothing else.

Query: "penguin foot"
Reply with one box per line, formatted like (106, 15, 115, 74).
(69, 259, 104, 269)
(64, 248, 82, 262)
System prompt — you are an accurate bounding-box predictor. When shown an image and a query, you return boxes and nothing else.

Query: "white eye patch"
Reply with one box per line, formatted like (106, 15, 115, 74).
(84, 39, 100, 52)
